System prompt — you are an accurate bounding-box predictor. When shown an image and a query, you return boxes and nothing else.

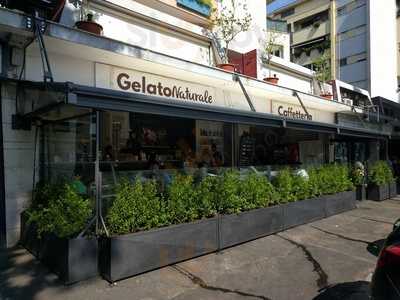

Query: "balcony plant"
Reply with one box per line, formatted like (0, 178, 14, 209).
(211, 0, 252, 72)
(312, 50, 332, 100)
(71, 0, 103, 35)
(261, 31, 280, 85)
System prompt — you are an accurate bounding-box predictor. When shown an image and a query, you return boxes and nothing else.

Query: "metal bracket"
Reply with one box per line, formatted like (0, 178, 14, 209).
(233, 74, 256, 112)
(293, 91, 311, 119)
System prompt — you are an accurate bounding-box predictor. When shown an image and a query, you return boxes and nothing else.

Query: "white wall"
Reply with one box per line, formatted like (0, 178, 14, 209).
(368, 0, 398, 101)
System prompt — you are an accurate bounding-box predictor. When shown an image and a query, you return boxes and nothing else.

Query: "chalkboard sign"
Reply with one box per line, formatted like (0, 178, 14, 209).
(239, 133, 255, 167)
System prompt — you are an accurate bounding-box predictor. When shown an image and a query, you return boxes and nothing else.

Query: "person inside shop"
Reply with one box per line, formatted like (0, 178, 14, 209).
(71, 168, 88, 196)
(125, 130, 141, 158)
(103, 145, 114, 161)
(211, 143, 223, 167)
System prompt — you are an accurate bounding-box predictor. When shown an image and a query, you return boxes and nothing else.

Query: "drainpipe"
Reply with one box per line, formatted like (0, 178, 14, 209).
(330, 0, 337, 80)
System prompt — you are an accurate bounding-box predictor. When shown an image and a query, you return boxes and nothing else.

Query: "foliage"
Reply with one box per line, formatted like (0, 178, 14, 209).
(273, 168, 296, 203)
(28, 183, 92, 239)
(368, 161, 394, 186)
(197, 0, 216, 7)
(194, 176, 218, 218)
(312, 50, 331, 94)
(239, 173, 278, 210)
(211, 0, 252, 63)
(261, 31, 279, 77)
(166, 175, 199, 224)
(107, 178, 168, 235)
(351, 162, 366, 186)
(215, 170, 243, 214)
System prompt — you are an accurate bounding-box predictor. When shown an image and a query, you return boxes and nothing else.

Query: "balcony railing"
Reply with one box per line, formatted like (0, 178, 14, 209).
(292, 20, 330, 45)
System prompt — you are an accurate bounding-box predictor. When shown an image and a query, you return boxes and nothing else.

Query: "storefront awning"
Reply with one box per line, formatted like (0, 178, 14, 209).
(6, 78, 391, 139)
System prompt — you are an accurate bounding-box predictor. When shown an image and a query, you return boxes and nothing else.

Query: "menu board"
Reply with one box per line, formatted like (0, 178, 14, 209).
(239, 133, 255, 167)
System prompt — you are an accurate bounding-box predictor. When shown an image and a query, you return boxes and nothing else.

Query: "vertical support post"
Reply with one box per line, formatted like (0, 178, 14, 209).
(0, 83, 6, 248)
(330, 0, 337, 80)
(95, 110, 100, 235)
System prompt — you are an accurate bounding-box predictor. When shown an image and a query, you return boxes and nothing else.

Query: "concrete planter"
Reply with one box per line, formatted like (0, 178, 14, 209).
(356, 185, 366, 201)
(283, 197, 326, 230)
(368, 184, 389, 201)
(219, 205, 284, 249)
(20, 212, 98, 285)
(100, 218, 218, 282)
(325, 191, 357, 216)
(389, 181, 397, 198)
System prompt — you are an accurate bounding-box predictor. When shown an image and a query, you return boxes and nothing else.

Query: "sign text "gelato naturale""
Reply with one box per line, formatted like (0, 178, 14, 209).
(117, 73, 213, 104)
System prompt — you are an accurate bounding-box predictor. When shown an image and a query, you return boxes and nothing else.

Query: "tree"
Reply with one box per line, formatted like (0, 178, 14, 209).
(261, 31, 279, 77)
(211, 0, 252, 64)
(312, 50, 331, 94)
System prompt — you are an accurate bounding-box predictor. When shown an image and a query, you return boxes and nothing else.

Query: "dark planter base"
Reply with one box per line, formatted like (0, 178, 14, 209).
(219, 205, 284, 249)
(356, 186, 366, 201)
(283, 197, 326, 230)
(325, 191, 357, 216)
(389, 181, 397, 198)
(100, 218, 218, 283)
(368, 184, 389, 201)
(19, 212, 98, 285)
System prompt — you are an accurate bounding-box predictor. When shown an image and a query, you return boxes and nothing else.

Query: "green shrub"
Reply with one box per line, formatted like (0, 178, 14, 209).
(307, 168, 322, 198)
(369, 161, 394, 186)
(273, 168, 296, 203)
(107, 178, 168, 235)
(239, 173, 278, 210)
(351, 164, 365, 186)
(291, 174, 311, 201)
(28, 183, 92, 239)
(215, 170, 243, 214)
(194, 176, 218, 218)
(166, 175, 198, 223)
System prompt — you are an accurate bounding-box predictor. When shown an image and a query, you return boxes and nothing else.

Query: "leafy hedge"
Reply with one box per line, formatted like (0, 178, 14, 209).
(368, 160, 394, 186)
(106, 164, 354, 235)
(27, 182, 92, 239)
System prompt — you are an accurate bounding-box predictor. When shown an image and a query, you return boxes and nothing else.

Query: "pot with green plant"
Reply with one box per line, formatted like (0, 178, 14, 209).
(262, 31, 280, 85)
(367, 160, 393, 201)
(351, 161, 367, 201)
(211, 0, 252, 72)
(312, 50, 332, 99)
(21, 181, 97, 284)
(72, 0, 103, 35)
(99, 176, 219, 282)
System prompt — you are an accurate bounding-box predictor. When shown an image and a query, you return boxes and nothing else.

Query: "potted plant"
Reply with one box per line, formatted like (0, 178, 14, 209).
(367, 161, 393, 201)
(21, 181, 98, 284)
(211, 0, 252, 72)
(351, 162, 367, 201)
(312, 50, 332, 99)
(262, 31, 280, 85)
(72, 0, 103, 35)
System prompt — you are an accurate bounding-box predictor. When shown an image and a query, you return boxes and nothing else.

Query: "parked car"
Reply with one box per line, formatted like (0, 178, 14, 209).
(371, 218, 400, 299)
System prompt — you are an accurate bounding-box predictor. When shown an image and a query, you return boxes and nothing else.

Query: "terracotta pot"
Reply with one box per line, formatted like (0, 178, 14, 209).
(75, 21, 103, 35)
(263, 77, 279, 85)
(216, 63, 236, 72)
(320, 93, 333, 100)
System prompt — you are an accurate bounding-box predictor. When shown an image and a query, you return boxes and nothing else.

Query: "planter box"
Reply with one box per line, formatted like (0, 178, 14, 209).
(177, 0, 211, 16)
(389, 181, 397, 198)
(40, 235, 98, 285)
(19, 212, 98, 285)
(356, 186, 366, 201)
(325, 191, 356, 216)
(219, 205, 284, 249)
(20, 211, 42, 257)
(367, 184, 389, 201)
(100, 218, 218, 282)
(283, 197, 326, 230)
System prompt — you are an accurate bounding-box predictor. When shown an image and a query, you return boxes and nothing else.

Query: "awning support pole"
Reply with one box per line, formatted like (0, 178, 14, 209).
(293, 91, 311, 118)
(233, 74, 256, 112)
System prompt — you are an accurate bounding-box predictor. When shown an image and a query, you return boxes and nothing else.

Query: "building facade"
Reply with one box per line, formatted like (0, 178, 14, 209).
(0, 0, 392, 248)
(269, 0, 399, 101)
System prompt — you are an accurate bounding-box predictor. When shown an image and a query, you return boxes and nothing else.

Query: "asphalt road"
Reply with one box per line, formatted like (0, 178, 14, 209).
(1, 199, 399, 300)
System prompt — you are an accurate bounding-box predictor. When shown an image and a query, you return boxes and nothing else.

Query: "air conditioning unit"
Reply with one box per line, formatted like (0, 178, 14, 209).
(342, 98, 353, 106)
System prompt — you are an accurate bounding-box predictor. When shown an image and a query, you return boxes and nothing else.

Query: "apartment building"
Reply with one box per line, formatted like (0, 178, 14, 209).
(269, 0, 398, 102)
(0, 0, 391, 248)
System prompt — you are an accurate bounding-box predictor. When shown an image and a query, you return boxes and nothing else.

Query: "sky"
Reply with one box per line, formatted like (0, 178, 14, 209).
(267, 0, 297, 14)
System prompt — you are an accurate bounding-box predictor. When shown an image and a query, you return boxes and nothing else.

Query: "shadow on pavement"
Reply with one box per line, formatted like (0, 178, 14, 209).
(367, 239, 386, 257)
(312, 281, 370, 300)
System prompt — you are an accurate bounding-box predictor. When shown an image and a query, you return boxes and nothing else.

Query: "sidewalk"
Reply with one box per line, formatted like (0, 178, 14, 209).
(1, 199, 399, 300)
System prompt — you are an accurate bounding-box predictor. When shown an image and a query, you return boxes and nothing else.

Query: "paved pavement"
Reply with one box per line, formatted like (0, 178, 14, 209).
(1, 199, 400, 300)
